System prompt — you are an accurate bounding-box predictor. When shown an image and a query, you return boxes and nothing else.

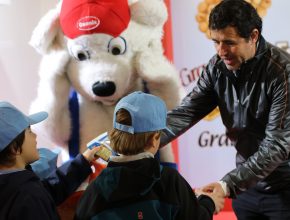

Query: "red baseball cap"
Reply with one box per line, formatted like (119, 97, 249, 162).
(60, 0, 130, 39)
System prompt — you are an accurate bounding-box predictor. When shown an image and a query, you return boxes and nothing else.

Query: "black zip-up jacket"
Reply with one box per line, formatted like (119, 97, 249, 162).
(0, 154, 92, 220)
(161, 36, 290, 198)
(75, 156, 215, 220)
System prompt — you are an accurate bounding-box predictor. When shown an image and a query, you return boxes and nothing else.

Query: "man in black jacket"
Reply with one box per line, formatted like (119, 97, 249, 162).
(161, 0, 290, 219)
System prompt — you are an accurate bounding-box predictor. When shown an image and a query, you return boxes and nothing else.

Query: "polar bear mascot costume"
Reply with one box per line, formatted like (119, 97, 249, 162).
(30, 0, 183, 170)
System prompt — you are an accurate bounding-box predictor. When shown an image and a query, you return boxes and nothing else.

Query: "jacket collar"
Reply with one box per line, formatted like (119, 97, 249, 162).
(110, 152, 154, 163)
(95, 157, 161, 202)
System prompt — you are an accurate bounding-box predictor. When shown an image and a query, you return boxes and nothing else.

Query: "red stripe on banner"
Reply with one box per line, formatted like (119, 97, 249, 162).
(163, 0, 179, 166)
(163, 0, 173, 62)
(172, 140, 179, 166)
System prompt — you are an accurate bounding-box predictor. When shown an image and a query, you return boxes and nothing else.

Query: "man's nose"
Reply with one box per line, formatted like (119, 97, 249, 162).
(217, 43, 228, 56)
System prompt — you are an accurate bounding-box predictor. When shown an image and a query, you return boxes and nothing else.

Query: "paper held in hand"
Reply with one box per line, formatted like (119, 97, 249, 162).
(87, 132, 112, 161)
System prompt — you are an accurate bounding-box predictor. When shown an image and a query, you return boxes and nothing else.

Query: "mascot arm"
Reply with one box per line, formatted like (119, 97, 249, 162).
(130, 0, 168, 27)
(29, 2, 63, 55)
(131, 0, 185, 110)
(30, 2, 72, 146)
(135, 46, 184, 110)
(135, 43, 184, 165)
(30, 50, 71, 147)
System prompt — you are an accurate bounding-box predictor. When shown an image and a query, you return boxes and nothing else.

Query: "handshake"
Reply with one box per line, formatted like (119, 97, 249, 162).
(195, 181, 229, 214)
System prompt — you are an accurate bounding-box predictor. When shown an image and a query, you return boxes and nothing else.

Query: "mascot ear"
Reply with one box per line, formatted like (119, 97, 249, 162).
(29, 2, 65, 55)
(130, 0, 168, 27)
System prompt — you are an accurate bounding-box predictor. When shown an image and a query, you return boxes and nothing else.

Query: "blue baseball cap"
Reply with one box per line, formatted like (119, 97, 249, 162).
(113, 91, 174, 135)
(0, 101, 48, 152)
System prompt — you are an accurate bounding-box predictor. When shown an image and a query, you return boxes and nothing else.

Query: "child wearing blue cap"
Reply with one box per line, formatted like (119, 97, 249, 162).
(0, 101, 100, 220)
(75, 91, 224, 220)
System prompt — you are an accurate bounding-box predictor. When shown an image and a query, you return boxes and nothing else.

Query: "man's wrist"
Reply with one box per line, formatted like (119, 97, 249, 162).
(218, 180, 230, 197)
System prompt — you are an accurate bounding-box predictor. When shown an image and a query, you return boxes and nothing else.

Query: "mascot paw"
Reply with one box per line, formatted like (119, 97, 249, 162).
(136, 50, 174, 82)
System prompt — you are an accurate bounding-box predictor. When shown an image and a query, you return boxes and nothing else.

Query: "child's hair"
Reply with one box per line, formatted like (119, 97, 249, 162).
(109, 108, 161, 155)
(0, 131, 25, 166)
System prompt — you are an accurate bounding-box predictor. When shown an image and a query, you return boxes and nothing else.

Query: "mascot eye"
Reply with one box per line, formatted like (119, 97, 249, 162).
(76, 51, 90, 61)
(108, 37, 127, 55)
(68, 44, 91, 61)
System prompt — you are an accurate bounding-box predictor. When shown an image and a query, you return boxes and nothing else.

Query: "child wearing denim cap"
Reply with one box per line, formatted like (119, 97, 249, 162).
(75, 91, 224, 220)
(0, 101, 100, 220)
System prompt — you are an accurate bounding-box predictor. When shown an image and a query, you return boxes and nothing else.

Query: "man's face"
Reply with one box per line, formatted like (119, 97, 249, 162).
(210, 26, 258, 71)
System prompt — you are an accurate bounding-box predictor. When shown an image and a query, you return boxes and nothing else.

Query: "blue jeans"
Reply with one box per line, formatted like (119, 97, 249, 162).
(232, 187, 290, 220)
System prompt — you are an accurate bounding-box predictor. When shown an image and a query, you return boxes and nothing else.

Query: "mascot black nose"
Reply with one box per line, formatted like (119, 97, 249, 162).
(92, 81, 116, 97)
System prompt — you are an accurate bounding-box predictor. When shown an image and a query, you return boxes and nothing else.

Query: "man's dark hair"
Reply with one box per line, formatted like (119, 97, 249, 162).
(0, 131, 25, 166)
(209, 0, 262, 39)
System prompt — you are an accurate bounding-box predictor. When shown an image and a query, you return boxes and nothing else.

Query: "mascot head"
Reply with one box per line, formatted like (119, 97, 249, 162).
(29, 0, 183, 151)
(34, 0, 170, 106)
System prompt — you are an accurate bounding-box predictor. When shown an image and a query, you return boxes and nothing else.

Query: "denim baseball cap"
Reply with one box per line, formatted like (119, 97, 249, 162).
(0, 101, 48, 152)
(113, 91, 174, 135)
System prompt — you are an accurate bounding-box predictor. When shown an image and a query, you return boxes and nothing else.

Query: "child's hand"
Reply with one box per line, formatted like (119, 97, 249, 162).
(94, 145, 112, 161)
(82, 147, 101, 162)
(85, 132, 112, 162)
(195, 182, 226, 214)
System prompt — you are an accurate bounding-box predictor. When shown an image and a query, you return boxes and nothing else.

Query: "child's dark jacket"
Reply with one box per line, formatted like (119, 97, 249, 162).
(0, 154, 92, 220)
(75, 155, 215, 220)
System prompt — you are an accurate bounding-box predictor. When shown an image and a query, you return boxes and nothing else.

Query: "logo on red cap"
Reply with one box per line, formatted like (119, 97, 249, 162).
(60, 0, 130, 39)
(77, 16, 100, 31)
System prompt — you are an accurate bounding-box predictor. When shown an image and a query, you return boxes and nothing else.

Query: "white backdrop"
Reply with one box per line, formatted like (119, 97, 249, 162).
(0, 0, 58, 148)
(170, 0, 290, 188)
(0, 0, 290, 187)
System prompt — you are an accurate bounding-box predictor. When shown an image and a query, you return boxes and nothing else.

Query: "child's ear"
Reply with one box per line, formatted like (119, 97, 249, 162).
(145, 135, 153, 148)
(152, 132, 161, 148)
(154, 132, 161, 141)
(10, 143, 21, 155)
(144, 133, 157, 148)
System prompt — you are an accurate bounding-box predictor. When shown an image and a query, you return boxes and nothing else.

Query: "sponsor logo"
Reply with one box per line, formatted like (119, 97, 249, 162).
(198, 131, 234, 147)
(203, 107, 220, 121)
(276, 41, 290, 54)
(179, 65, 205, 87)
(77, 16, 100, 31)
(180, 64, 220, 121)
